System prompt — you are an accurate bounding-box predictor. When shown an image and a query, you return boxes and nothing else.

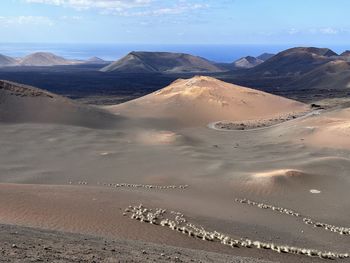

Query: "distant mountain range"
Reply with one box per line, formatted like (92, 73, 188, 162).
(211, 53, 274, 71)
(0, 52, 110, 67)
(100, 51, 224, 73)
(0, 54, 17, 66)
(2, 46, 350, 102)
(100, 51, 276, 73)
(246, 47, 338, 77)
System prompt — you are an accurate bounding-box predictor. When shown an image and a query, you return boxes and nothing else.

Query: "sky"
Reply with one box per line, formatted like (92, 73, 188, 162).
(1, 0, 350, 45)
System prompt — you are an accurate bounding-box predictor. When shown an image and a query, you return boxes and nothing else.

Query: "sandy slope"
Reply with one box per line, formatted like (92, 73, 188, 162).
(108, 76, 309, 126)
(0, 79, 349, 262)
(0, 80, 120, 128)
(277, 107, 350, 149)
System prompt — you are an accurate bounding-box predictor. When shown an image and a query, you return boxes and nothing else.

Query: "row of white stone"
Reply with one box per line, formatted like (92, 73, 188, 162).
(235, 198, 350, 236)
(69, 181, 189, 190)
(125, 204, 349, 260)
(235, 198, 300, 217)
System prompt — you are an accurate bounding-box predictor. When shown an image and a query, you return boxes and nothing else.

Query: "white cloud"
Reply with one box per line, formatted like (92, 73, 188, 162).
(120, 3, 207, 16)
(288, 28, 299, 35)
(26, 0, 154, 11)
(25, 0, 208, 16)
(60, 15, 83, 21)
(319, 27, 338, 35)
(0, 16, 54, 27)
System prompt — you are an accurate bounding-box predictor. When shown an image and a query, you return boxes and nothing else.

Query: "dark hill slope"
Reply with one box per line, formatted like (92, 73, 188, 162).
(247, 47, 337, 77)
(100, 52, 224, 73)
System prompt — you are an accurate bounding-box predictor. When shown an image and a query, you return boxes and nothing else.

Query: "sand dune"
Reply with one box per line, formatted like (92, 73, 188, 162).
(1, 79, 350, 262)
(108, 76, 309, 126)
(253, 169, 304, 179)
(0, 80, 120, 128)
(240, 169, 314, 195)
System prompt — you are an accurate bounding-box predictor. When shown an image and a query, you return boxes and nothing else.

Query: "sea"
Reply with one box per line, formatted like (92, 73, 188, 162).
(0, 43, 349, 63)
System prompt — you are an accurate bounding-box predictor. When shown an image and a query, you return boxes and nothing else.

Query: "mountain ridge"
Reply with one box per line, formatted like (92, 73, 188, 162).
(100, 51, 225, 73)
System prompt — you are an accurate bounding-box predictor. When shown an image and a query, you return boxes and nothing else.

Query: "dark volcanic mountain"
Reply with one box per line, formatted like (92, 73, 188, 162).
(100, 51, 224, 73)
(19, 52, 75, 66)
(257, 53, 275, 61)
(340, 50, 350, 57)
(0, 54, 17, 67)
(0, 80, 119, 128)
(286, 60, 350, 91)
(85, 57, 109, 64)
(248, 47, 338, 77)
(232, 56, 263, 69)
(218, 54, 275, 71)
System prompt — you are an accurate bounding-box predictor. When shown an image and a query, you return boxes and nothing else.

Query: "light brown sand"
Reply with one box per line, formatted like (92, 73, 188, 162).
(0, 77, 349, 262)
(107, 76, 309, 126)
(274, 107, 350, 149)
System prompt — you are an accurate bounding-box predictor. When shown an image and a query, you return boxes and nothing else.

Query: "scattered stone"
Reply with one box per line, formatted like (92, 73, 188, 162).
(125, 204, 349, 260)
(69, 181, 189, 190)
(235, 198, 350, 236)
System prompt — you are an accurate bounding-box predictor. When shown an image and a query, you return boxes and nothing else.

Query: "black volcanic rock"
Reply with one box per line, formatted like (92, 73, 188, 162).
(100, 51, 225, 73)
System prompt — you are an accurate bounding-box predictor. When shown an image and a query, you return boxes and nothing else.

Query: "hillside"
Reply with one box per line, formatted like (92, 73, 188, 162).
(85, 57, 109, 64)
(0, 54, 17, 67)
(100, 52, 224, 73)
(248, 47, 337, 77)
(18, 52, 75, 66)
(286, 60, 350, 91)
(257, 53, 275, 61)
(232, 56, 263, 69)
(108, 76, 308, 126)
(340, 50, 350, 57)
(0, 80, 119, 128)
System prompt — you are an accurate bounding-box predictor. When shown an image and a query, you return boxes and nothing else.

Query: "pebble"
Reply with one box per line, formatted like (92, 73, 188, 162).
(310, 189, 321, 194)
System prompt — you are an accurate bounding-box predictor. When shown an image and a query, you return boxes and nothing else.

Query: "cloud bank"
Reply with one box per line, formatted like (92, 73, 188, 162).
(25, 0, 208, 16)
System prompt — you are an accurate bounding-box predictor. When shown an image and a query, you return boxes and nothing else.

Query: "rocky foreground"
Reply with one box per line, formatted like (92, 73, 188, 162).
(0, 224, 273, 263)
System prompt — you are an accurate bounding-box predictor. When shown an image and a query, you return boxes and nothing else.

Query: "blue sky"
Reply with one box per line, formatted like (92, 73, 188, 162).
(1, 0, 350, 45)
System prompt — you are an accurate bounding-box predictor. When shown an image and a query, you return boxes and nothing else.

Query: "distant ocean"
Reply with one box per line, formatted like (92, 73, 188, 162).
(0, 43, 348, 63)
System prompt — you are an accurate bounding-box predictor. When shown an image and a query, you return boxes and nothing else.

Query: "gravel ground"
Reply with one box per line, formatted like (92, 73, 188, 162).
(0, 224, 275, 263)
